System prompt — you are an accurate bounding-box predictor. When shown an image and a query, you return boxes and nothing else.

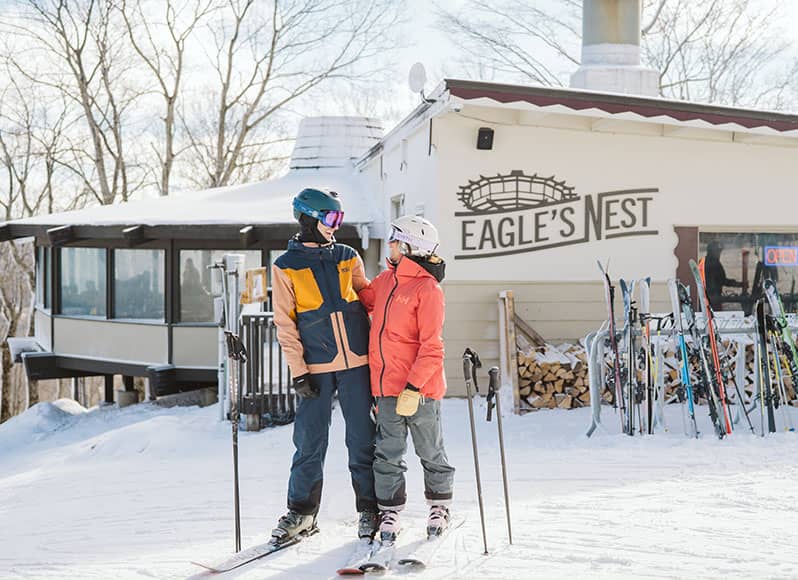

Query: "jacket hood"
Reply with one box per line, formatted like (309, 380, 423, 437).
(387, 254, 446, 283)
(287, 237, 335, 253)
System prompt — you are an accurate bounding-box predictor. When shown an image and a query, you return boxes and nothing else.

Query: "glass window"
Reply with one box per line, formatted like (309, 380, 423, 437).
(60, 248, 106, 317)
(179, 250, 261, 322)
(698, 232, 798, 314)
(36, 247, 51, 308)
(114, 249, 165, 320)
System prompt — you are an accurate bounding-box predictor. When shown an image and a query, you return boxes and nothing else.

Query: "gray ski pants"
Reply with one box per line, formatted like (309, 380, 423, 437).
(373, 396, 455, 511)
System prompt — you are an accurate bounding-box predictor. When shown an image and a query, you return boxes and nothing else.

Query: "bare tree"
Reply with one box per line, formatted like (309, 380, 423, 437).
(181, 0, 405, 189)
(435, 0, 581, 86)
(4, 0, 148, 205)
(0, 240, 34, 423)
(643, 0, 798, 108)
(119, 0, 218, 196)
(0, 67, 78, 420)
(436, 0, 798, 109)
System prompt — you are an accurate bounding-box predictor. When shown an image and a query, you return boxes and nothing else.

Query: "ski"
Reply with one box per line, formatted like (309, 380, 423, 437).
(619, 278, 637, 436)
(668, 278, 699, 438)
(755, 299, 777, 434)
(638, 277, 653, 434)
(675, 279, 726, 439)
(191, 527, 319, 574)
(689, 258, 733, 434)
(764, 279, 798, 381)
(335, 538, 379, 576)
(395, 515, 467, 572)
(597, 260, 625, 433)
(356, 539, 397, 576)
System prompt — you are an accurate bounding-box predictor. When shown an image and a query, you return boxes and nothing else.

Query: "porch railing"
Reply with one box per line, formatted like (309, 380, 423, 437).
(238, 312, 295, 429)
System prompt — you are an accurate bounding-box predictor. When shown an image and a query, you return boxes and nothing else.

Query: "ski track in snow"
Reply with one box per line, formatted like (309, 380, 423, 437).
(2, 399, 798, 579)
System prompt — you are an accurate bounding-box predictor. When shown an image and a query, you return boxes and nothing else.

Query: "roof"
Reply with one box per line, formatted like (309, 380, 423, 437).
(444, 79, 798, 136)
(0, 168, 377, 244)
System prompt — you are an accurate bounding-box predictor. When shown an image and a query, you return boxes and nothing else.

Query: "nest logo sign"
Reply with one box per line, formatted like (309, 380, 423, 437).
(454, 170, 658, 260)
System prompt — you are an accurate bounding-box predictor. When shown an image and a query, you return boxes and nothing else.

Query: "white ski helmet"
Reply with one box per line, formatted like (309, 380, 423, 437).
(389, 215, 440, 257)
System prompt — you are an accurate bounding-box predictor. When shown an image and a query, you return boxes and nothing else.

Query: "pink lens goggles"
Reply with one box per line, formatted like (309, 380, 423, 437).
(321, 210, 344, 228)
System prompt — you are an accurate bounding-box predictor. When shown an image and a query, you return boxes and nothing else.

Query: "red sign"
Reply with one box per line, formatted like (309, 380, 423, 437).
(764, 246, 798, 266)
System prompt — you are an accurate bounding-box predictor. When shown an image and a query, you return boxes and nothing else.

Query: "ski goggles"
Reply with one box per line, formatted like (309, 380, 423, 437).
(294, 199, 344, 228)
(319, 209, 344, 228)
(388, 226, 439, 254)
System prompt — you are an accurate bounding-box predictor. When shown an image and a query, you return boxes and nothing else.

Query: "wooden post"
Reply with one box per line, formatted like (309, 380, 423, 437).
(498, 290, 520, 414)
(104, 375, 114, 404)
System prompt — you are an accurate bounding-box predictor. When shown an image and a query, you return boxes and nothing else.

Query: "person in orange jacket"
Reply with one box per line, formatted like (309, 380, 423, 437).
(358, 215, 455, 543)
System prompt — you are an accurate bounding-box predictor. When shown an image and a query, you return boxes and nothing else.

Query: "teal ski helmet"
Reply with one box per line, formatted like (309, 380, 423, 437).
(292, 188, 343, 227)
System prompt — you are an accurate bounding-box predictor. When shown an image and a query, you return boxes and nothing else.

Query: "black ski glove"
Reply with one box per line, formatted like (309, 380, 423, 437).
(292, 373, 319, 399)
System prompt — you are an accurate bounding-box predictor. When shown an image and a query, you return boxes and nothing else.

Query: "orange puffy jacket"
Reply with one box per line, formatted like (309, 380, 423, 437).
(359, 256, 447, 400)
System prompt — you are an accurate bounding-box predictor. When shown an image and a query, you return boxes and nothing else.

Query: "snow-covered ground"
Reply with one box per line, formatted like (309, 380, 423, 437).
(3, 397, 798, 580)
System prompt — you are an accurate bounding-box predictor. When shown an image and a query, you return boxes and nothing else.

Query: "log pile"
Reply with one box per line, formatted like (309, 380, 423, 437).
(517, 338, 797, 413)
(517, 343, 589, 411)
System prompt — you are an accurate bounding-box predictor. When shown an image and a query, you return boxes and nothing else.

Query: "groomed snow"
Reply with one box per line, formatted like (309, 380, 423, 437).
(2, 398, 798, 579)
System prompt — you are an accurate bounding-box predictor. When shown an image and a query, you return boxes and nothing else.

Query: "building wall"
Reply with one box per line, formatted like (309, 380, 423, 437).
(54, 318, 169, 364)
(441, 280, 672, 396)
(422, 107, 796, 395)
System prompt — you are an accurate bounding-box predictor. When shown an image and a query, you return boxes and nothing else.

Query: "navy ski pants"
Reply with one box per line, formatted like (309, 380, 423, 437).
(287, 365, 377, 515)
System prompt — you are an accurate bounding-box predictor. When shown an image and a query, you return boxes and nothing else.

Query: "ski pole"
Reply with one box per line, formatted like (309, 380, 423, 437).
(220, 264, 248, 552)
(463, 348, 489, 555)
(487, 366, 512, 545)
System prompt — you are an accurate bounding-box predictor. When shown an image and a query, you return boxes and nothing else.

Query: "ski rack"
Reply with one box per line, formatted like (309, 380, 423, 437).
(585, 313, 798, 437)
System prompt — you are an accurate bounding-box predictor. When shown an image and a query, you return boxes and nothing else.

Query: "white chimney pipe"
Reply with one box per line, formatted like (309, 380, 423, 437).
(570, 0, 659, 96)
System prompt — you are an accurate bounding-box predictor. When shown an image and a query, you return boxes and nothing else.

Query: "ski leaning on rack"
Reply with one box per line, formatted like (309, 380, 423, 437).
(674, 279, 726, 439)
(689, 259, 734, 435)
(764, 279, 798, 377)
(638, 277, 654, 434)
(620, 278, 638, 436)
(597, 260, 625, 433)
(191, 527, 319, 574)
(668, 278, 699, 438)
(755, 298, 778, 435)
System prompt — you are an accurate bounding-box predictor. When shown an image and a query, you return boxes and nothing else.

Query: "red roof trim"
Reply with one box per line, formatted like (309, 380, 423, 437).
(446, 80, 798, 133)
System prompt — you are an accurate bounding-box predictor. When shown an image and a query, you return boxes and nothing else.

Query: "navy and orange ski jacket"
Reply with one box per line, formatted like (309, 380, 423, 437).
(271, 238, 370, 377)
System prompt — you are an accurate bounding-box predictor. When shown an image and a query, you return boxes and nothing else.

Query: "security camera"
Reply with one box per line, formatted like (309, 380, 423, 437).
(451, 103, 463, 113)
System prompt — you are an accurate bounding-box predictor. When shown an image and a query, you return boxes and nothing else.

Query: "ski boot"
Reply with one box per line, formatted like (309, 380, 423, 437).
(378, 509, 400, 543)
(271, 509, 317, 543)
(426, 504, 450, 538)
(358, 509, 380, 540)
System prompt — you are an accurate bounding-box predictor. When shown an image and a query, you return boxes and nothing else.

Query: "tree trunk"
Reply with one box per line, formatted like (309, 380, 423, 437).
(1, 344, 13, 423)
(28, 379, 39, 407)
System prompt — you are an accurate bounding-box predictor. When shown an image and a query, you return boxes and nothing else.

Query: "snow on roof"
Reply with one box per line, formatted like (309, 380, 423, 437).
(8, 168, 376, 229)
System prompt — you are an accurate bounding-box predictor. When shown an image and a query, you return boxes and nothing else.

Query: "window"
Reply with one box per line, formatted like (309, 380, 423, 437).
(179, 250, 261, 322)
(36, 246, 51, 309)
(114, 249, 165, 320)
(698, 232, 798, 314)
(60, 248, 106, 317)
(391, 194, 405, 220)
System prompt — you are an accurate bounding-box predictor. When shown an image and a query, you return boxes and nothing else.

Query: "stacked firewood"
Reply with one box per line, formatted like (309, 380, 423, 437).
(517, 343, 589, 411)
(517, 339, 797, 412)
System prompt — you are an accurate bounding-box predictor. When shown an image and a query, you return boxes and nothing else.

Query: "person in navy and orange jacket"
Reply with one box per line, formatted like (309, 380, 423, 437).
(270, 187, 379, 543)
(358, 215, 455, 544)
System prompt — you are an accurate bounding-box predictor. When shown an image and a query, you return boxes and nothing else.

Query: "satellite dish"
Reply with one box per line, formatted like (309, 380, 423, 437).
(408, 62, 427, 94)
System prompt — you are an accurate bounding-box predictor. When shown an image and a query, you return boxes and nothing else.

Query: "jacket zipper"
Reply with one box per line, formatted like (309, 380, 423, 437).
(333, 311, 350, 368)
(377, 269, 400, 397)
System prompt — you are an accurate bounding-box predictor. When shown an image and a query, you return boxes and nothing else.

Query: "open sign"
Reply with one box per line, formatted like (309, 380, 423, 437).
(764, 246, 798, 266)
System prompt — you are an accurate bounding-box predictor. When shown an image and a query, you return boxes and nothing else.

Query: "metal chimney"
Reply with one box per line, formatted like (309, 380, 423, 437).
(570, 0, 658, 96)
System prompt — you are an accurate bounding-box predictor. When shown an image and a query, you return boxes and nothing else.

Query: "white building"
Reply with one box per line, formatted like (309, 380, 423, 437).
(4, 0, 798, 399)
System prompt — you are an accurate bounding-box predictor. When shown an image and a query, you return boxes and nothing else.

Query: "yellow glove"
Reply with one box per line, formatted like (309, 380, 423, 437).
(396, 384, 421, 417)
